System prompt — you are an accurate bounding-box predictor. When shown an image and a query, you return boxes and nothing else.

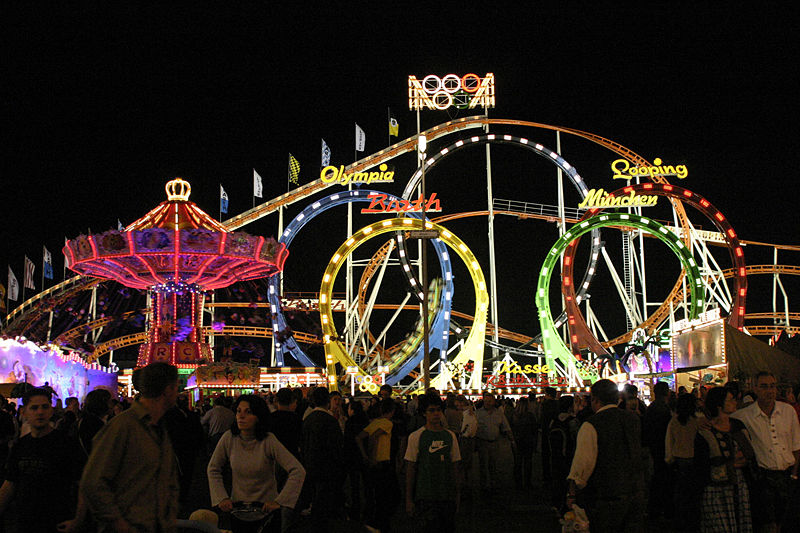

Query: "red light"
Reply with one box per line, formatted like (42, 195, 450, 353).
(715, 212, 724, 221)
(735, 247, 743, 257)
(564, 277, 571, 286)
(564, 256, 572, 265)
(739, 267, 746, 277)
(566, 296, 573, 301)
(663, 184, 673, 191)
(643, 183, 653, 189)
(700, 199, 710, 208)
(739, 288, 746, 296)
(571, 335, 578, 344)
(683, 190, 693, 197)
(624, 186, 633, 193)
(727, 228, 736, 238)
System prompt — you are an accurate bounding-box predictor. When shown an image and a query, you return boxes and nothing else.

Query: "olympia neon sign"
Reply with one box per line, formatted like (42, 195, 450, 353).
(408, 73, 496, 110)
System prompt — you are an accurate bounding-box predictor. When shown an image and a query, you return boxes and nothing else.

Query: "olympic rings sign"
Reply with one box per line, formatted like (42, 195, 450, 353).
(408, 73, 495, 110)
(346, 366, 389, 396)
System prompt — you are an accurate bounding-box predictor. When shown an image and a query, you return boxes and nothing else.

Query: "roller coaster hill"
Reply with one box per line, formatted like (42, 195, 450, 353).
(2, 115, 799, 393)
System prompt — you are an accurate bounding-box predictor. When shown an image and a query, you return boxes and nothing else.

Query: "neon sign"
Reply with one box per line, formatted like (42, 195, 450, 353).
(408, 73, 495, 110)
(346, 365, 388, 395)
(496, 361, 551, 374)
(320, 164, 395, 185)
(578, 188, 658, 209)
(486, 374, 568, 388)
(611, 158, 688, 180)
(360, 193, 442, 214)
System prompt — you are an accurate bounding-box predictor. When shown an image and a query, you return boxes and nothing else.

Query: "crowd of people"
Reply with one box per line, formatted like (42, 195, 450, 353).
(0, 363, 799, 532)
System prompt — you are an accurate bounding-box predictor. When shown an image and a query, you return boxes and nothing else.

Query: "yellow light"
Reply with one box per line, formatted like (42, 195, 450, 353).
(363, 227, 372, 234)
(382, 220, 393, 227)
(346, 238, 355, 247)
(323, 274, 330, 282)
(403, 219, 413, 225)
(320, 294, 327, 304)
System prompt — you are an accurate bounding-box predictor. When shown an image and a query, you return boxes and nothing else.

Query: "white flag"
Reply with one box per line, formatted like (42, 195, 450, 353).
(355, 123, 365, 152)
(253, 169, 263, 198)
(321, 139, 331, 167)
(117, 219, 124, 231)
(24, 256, 35, 290)
(43, 246, 54, 280)
(220, 185, 229, 214)
(7, 267, 18, 301)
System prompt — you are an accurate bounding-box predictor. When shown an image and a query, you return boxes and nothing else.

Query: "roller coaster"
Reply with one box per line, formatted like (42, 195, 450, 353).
(3, 115, 798, 390)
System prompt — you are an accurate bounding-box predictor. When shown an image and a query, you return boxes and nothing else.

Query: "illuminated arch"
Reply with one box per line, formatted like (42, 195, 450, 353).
(536, 213, 705, 384)
(320, 218, 488, 390)
(269, 189, 454, 369)
(395, 134, 603, 336)
(562, 183, 747, 357)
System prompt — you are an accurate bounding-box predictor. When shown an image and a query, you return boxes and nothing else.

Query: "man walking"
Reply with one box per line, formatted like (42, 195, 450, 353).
(731, 371, 800, 532)
(75, 362, 180, 532)
(567, 379, 645, 532)
(475, 392, 515, 493)
(302, 386, 344, 531)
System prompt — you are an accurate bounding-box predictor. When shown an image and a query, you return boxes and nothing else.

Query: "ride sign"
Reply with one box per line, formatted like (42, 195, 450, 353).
(408, 73, 496, 110)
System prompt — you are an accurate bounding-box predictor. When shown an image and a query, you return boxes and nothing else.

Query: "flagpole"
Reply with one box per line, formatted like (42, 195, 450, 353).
(387, 107, 391, 147)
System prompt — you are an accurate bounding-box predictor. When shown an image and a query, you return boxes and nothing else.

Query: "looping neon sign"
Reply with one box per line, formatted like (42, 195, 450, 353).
(408, 73, 495, 110)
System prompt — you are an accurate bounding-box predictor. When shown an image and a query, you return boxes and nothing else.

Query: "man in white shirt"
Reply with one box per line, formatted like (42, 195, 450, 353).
(731, 371, 800, 532)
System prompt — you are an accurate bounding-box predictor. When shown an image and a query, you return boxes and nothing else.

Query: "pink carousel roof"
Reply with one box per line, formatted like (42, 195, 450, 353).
(63, 179, 287, 290)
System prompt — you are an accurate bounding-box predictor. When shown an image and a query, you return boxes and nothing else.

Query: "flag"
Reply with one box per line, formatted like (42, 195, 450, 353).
(355, 123, 365, 152)
(288, 154, 300, 186)
(117, 219, 124, 231)
(321, 139, 331, 167)
(388, 108, 399, 137)
(220, 185, 229, 214)
(253, 169, 263, 198)
(43, 246, 53, 280)
(24, 256, 35, 290)
(8, 267, 19, 301)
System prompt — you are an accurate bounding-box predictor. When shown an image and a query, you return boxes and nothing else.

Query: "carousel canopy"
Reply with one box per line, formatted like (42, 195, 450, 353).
(63, 179, 287, 290)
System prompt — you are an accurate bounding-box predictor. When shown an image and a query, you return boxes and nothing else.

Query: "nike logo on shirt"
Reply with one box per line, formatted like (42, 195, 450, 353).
(428, 440, 447, 453)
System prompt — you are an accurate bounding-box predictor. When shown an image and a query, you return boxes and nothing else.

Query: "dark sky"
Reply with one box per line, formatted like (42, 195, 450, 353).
(3, 4, 798, 342)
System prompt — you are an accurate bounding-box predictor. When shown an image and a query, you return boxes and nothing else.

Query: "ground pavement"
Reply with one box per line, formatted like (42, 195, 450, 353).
(184, 435, 671, 532)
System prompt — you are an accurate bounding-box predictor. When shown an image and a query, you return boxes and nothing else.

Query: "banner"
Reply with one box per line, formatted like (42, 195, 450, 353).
(220, 185, 229, 214)
(7, 267, 18, 301)
(321, 139, 331, 167)
(24, 256, 35, 290)
(388, 108, 399, 137)
(43, 246, 54, 280)
(288, 154, 300, 186)
(253, 169, 263, 198)
(355, 123, 365, 152)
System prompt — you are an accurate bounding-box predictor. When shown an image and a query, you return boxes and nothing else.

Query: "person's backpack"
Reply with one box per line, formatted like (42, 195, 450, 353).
(548, 417, 575, 459)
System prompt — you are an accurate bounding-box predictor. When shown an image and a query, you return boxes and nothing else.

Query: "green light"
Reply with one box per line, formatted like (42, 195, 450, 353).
(535, 213, 705, 384)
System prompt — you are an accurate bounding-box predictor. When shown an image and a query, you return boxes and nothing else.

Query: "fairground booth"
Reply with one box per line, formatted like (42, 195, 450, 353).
(671, 310, 800, 390)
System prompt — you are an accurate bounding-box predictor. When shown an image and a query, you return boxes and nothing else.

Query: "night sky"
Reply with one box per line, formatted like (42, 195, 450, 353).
(3, 5, 798, 346)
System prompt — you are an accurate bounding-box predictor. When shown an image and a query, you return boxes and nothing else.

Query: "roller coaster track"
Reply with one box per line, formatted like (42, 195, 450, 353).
(4, 276, 102, 334)
(90, 326, 323, 361)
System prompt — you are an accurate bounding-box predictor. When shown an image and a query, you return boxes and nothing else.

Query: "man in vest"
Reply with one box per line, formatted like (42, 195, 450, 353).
(566, 379, 645, 532)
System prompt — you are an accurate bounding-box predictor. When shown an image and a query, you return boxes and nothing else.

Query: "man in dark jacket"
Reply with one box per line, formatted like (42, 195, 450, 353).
(643, 381, 673, 519)
(566, 379, 645, 532)
(539, 387, 559, 484)
(302, 386, 344, 531)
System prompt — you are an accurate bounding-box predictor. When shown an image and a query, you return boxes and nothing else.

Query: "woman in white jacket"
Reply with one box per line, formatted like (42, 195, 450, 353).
(208, 394, 305, 533)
